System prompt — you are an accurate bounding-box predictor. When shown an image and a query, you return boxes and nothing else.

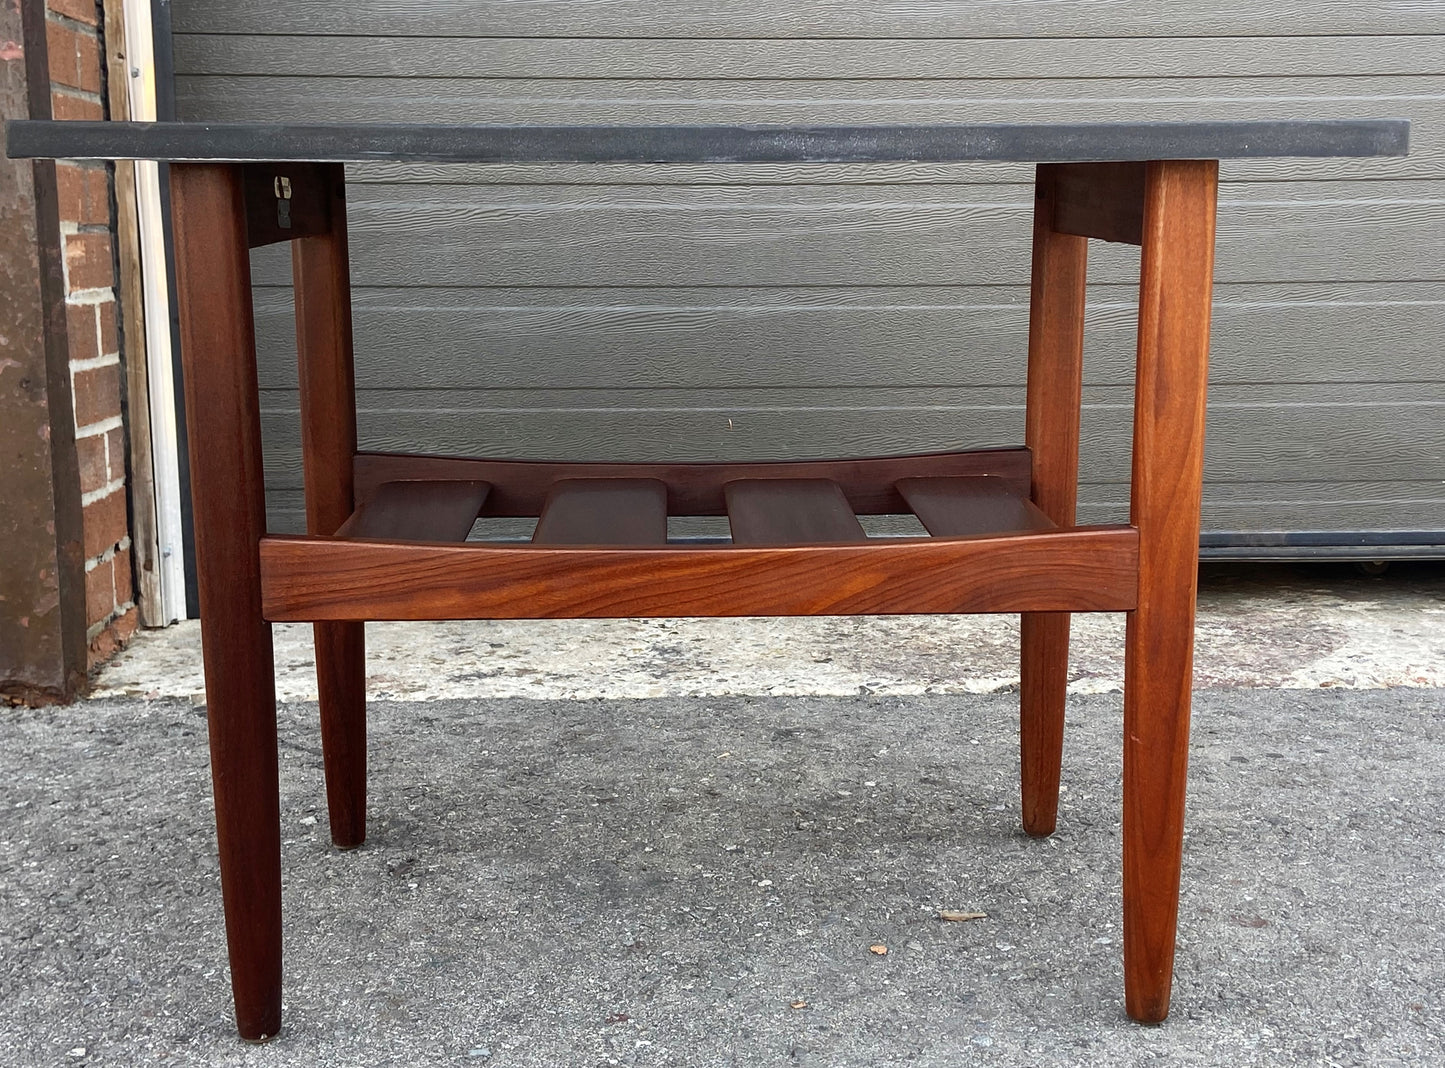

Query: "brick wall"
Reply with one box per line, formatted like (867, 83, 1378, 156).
(45, 0, 137, 666)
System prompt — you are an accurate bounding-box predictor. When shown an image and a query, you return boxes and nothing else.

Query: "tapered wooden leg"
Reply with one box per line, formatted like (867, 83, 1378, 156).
(170, 163, 282, 1041)
(314, 621, 366, 846)
(1122, 159, 1218, 1023)
(290, 163, 367, 849)
(1020, 165, 1088, 837)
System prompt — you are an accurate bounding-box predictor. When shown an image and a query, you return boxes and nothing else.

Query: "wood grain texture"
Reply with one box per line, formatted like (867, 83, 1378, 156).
(337, 480, 491, 542)
(171, 1, 1445, 39)
(896, 476, 1054, 537)
(238, 179, 1443, 289)
(533, 479, 668, 545)
(274, 504, 1445, 544)
(251, 383, 1444, 491)
(259, 525, 1139, 621)
(102, 0, 164, 627)
(1019, 165, 1089, 841)
(331, 154, 1427, 187)
(354, 449, 1034, 518)
(168, 163, 281, 1042)
(1051, 162, 1146, 245)
(175, 34, 1445, 81)
(291, 164, 355, 539)
(1122, 158, 1218, 1024)
(250, 281, 1445, 392)
(291, 167, 367, 850)
(272, 477, 1445, 543)
(312, 620, 365, 848)
(725, 479, 868, 545)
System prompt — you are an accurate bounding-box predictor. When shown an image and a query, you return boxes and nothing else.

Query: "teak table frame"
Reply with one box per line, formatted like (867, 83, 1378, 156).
(6, 119, 1409, 1040)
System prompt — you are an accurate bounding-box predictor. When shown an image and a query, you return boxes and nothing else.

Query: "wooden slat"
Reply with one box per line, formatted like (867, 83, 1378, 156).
(1050, 161, 1146, 245)
(355, 448, 1033, 518)
(335, 480, 489, 542)
(897, 476, 1056, 537)
(533, 478, 667, 545)
(725, 479, 866, 545)
(259, 525, 1140, 621)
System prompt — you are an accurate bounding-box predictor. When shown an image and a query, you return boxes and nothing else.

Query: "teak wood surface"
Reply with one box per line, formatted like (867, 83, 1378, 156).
(1020, 165, 1090, 841)
(258, 526, 1140, 621)
(289, 163, 367, 851)
(1122, 159, 1219, 1022)
(169, 164, 281, 1042)
(159, 152, 1226, 1038)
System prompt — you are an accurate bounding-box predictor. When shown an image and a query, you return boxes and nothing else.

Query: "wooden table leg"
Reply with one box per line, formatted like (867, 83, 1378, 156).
(292, 164, 367, 849)
(1122, 158, 1218, 1023)
(169, 163, 282, 1041)
(1020, 165, 1088, 837)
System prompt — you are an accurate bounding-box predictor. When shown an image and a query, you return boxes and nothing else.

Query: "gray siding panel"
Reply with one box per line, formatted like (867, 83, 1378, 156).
(252, 282, 1445, 391)
(239, 180, 1445, 288)
(256, 382, 1443, 481)
(172, 1, 1445, 39)
(174, 34, 1445, 80)
(170, 2, 1445, 541)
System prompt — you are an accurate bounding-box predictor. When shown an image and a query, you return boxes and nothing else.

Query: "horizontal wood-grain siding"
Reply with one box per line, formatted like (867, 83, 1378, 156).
(251, 282, 1445, 390)
(255, 382, 1445, 479)
(171, 2, 1445, 543)
(238, 180, 1445, 288)
(173, 2, 1445, 40)
(175, 34, 1445, 81)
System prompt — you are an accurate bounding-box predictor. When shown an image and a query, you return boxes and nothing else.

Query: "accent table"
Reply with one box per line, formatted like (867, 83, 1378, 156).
(6, 118, 1410, 1039)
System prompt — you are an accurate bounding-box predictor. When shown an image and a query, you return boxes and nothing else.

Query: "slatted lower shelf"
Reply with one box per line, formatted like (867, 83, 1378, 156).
(258, 449, 1138, 621)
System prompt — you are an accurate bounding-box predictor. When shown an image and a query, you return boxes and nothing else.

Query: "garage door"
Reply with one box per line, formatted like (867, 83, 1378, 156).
(170, 1, 1445, 552)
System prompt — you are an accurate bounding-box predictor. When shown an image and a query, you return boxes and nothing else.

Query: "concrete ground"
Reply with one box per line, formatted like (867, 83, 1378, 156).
(91, 564, 1445, 702)
(2, 562, 1442, 1066)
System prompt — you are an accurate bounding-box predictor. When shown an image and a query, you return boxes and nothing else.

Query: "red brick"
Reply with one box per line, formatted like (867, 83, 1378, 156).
(105, 425, 127, 482)
(88, 624, 120, 668)
(51, 90, 102, 121)
(76, 432, 108, 493)
(55, 162, 109, 225)
(113, 605, 138, 642)
(48, 0, 100, 27)
(65, 231, 114, 292)
(87, 604, 139, 668)
(72, 360, 120, 428)
(85, 557, 114, 625)
(113, 546, 134, 606)
(65, 301, 99, 363)
(83, 489, 128, 559)
(46, 19, 101, 94)
(97, 298, 118, 354)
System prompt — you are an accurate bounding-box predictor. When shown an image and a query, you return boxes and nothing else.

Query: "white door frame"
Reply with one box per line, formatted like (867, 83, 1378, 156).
(122, 0, 188, 623)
